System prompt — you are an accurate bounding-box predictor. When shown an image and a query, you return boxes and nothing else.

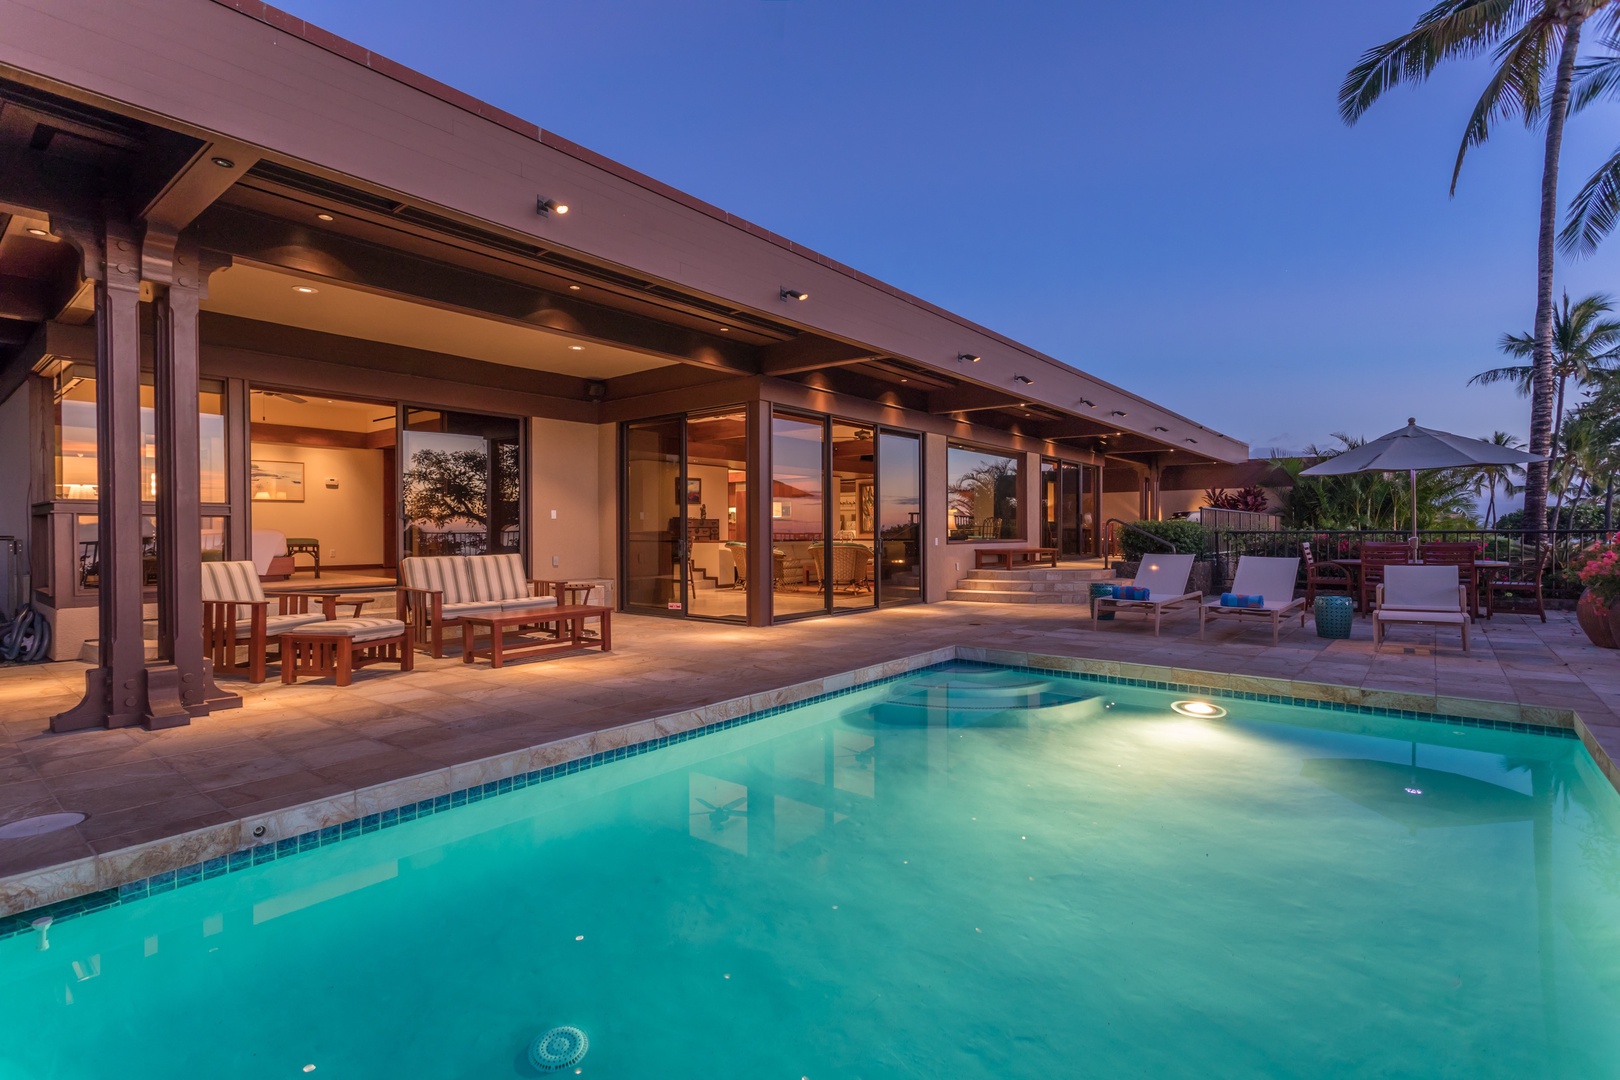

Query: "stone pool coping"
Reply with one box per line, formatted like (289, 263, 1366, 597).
(0, 644, 1608, 928)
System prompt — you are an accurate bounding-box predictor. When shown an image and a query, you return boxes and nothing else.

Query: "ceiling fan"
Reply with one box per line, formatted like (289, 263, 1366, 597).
(251, 389, 308, 404)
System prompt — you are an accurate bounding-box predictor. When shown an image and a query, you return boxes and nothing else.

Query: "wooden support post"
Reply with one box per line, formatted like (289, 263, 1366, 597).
(746, 400, 773, 626)
(53, 216, 149, 731)
(151, 234, 237, 720)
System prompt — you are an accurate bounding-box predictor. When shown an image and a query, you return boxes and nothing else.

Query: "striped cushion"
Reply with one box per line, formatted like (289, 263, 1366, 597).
(292, 617, 406, 643)
(441, 601, 507, 617)
(401, 556, 473, 604)
(467, 553, 531, 602)
(200, 561, 266, 604)
(500, 597, 558, 614)
(240, 612, 329, 635)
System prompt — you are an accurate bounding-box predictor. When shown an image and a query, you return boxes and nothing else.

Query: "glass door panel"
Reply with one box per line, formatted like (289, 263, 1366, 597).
(831, 422, 876, 611)
(1040, 460, 1059, 550)
(877, 432, 921, 604)
(684, 411, 748, 622)
(1059, 462, 1083, 557)
(401, 409, 521, 558)
(1081, 464, 1100, 556)
(772, 413, 827, 618)
(624, 419, 685, 614)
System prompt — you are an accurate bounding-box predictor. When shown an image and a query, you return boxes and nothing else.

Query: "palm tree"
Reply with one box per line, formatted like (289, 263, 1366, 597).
(1470, 431, 1527, 525)
(1559, 45, 1620, 253)
(1341, 1, 1620, 534)
(1469, 290, 1620, 482)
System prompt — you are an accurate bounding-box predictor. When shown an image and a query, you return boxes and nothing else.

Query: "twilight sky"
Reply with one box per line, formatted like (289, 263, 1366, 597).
(274, 0, 1620, 456)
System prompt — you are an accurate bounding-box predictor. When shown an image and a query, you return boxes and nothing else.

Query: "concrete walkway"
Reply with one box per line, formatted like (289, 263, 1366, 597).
(1, 602, 1616, 887)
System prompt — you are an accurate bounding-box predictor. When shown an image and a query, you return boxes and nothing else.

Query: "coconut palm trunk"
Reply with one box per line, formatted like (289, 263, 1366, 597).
(1527, 18, 1586, 533)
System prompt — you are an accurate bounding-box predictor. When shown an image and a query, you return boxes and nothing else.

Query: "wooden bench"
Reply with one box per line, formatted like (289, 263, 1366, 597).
(974, 547, 1059, 570)
(458, 606, 612, 668)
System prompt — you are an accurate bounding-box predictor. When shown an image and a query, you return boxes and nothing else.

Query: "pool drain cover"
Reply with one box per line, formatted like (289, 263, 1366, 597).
(529, 1026, 588, 1072)
(0, 813, 86, 839)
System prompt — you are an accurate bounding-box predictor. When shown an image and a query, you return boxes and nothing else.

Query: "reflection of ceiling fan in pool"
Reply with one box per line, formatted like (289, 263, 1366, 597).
(251, 389, 308, 404)
(691, 796, 747, 831)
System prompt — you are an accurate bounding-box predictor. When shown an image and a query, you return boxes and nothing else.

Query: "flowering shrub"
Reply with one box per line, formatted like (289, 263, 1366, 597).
(1574, 533, 1620, 605)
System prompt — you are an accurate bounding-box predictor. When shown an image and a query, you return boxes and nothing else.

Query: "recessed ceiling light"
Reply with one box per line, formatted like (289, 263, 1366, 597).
(26, 227, 48, 237)
(316, 212, 334, 222)
(568, 284, 581, 291)
(291, 285, 318, 294)
(719, 326, 730, 332)
(210, 156, 235, 168)
(569, 345, 585, 351)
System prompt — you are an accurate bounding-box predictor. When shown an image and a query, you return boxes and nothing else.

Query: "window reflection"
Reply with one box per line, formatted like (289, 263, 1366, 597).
(53, 367, 227, 503)
(947, 445, 1021, 540)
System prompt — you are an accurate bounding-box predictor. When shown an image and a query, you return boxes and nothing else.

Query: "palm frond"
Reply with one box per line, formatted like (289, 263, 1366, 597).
(1497, 330, 1536, 358)
(1570, 48, 1620, 112)
(1468, 364, 1534, 392)
(1339, 0, 1529, 124)
(1451, 17, 1555, 193)
(1559, 146, 1620, 255)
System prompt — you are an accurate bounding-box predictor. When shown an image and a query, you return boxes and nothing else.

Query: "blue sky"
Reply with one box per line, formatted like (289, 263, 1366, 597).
(275, 0, 1620, 457)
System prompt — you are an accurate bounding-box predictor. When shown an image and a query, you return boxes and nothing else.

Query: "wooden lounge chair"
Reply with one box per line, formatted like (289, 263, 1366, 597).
(1091, 553, 1202, 635)
(397, 553, 557, 657)
(201, 560, 339, 683)
(1374, 565, 1471, 652)
(1199, 556, 1305, 645)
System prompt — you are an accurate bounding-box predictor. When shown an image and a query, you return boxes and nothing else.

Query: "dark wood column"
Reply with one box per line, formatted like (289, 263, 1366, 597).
(149, 235, 238, 720)
(52, 217, 150, 732)
(746, 401, 773, 626)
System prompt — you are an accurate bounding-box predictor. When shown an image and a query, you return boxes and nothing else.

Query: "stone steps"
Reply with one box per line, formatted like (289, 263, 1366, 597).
(948, 565, 1119, 604)
(945, 588, 1091, 604)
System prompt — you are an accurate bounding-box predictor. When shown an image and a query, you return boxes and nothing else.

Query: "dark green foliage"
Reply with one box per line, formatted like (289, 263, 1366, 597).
(1493, 505, 1606, 531)
(1120, 519, 1208, 561)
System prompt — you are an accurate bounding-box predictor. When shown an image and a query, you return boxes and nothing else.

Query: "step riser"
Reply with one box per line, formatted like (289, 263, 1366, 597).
(954, 580, 1100, 593)
(963, 570, 1116, 582)
(945, 590, 1090, 604)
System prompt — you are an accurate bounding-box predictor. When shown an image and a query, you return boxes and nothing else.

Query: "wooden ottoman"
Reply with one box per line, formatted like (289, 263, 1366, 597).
(279, 617, 413, 685)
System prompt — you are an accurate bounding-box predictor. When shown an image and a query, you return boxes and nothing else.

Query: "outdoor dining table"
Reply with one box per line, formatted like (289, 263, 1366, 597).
(1328, 558, 1509, 617)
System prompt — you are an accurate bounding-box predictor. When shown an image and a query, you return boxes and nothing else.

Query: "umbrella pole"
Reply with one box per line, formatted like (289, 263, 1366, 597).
(1410, 469, 1419, 560)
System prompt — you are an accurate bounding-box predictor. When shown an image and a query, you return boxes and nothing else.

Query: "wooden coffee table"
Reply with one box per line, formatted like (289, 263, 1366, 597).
(459, 605, 612, 668)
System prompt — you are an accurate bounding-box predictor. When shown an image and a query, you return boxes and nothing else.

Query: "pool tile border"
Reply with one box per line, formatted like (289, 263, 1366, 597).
(0, 644, 1597, 937)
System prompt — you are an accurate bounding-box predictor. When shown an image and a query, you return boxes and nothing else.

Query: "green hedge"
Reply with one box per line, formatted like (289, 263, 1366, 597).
(1119, 519, 1208, 561)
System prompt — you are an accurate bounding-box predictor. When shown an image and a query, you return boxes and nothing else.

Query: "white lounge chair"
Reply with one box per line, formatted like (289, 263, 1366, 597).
(1091, 553, 1202, 636)
(1199, 556, 1305, 645)
(1374, 565, 1471, 653)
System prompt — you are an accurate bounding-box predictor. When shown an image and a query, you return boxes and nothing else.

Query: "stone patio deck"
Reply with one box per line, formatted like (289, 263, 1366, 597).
(2, 602, 1617, 913)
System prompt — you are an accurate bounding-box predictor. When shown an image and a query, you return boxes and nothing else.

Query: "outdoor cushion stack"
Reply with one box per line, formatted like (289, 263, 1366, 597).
(1219, 593, 1265, 608)
(1098, 585, 1152, 601)
(288, 616, 406, 642)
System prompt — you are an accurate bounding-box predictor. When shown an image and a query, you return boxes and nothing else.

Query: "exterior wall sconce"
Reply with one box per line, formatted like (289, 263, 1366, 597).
(1185, 438, 1198, 444)
(1111, 410, 1127, 417)
(537, 198, 570, 216)
(1153, 426, 1169, 433)
(780, 288, 809, 301)
(1078, 398, 1096, 408)
(1013, 375, 1033, 385)
(959, 353, 981, 363)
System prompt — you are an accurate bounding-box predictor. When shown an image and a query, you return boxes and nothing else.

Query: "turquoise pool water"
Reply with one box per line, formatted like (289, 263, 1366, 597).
(3, 662, 1620, 1079)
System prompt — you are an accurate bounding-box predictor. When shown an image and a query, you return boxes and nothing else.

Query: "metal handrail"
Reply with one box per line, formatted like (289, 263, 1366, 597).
(1103, 518, 1177, 570)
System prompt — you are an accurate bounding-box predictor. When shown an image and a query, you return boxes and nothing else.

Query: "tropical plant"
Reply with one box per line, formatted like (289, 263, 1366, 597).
(1561, 44, 1620, 253)
(1118, 519, 1208, 562)
(1203, 486, 1270, 513)
(1572, 531, 1620, 602)
(1469, 291, 1620, 483)
(1341, 1, 1620, 534)
(1469, 431, 1527, 525)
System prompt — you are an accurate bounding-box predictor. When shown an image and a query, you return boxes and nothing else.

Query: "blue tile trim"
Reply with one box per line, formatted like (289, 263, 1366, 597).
(0, 655, 1574, 940)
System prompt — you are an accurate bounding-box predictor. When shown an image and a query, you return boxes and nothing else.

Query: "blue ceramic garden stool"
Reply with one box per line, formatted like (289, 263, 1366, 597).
(1314, 595, 1353, 639)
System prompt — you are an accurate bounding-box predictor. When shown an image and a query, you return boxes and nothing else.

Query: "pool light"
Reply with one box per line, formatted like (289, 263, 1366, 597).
(1404, 787, 1423, 796)
(1171, 700, 1226, 719)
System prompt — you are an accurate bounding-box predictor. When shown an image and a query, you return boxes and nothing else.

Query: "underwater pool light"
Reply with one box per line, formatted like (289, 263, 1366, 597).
(1171, 700, 1226, 719)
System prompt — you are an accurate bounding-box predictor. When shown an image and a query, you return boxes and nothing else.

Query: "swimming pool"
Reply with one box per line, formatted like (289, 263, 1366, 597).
(2, 661, 1618, 1078)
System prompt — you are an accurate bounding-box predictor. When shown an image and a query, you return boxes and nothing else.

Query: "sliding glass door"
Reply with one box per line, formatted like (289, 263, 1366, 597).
(1040, 459, 1101, 559)
(876, 432, 922, 603)
(400, 408, 521, 558)
(621, 411, 750, 621)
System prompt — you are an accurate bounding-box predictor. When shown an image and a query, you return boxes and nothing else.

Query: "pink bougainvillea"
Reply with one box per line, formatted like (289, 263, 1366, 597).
(1574, 533, 1620, 604)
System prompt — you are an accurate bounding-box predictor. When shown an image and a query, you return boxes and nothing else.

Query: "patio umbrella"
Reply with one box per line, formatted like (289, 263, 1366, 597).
(1299, 418, 1544, 553)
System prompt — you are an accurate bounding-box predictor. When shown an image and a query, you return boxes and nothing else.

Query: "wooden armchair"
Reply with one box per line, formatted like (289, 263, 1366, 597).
(200, 560, 345, 682)
(398, 553, 557, 657)
(1487, 549, 1547, 622)
(1359, 542, 1412, 612)
(1300, 541, 1355, 608)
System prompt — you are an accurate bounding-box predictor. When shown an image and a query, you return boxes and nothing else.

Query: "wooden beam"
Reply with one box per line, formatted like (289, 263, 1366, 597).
(926, 384, 1022, 415)
(757, 335, 877, 376)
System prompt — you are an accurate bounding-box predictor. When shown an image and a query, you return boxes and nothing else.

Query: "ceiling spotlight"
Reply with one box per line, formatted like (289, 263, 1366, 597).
(210, 156, 235, 168)
(291, 285, 318, 294)
(537, 198, 570, 216)
(569, 345, 585, 351)
(1111, 410, 1127, 417)
(719, 326, 731, 332)
(26, 227, 48, 237)
(780, 288, 809, 301)
(1013, 375, 1033, 385)
(959, 353, 981, 363)
(316, 212, 334, 222)
(568, 284, 581, 291)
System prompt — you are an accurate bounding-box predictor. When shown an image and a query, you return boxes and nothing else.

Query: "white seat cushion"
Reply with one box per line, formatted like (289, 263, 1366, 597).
(290, 617, 406, 643)
(240, 612, 329, 635)
(401, 556, 474, 604)
(468, 553, 532, 603)
(1376, 609, 1467, 626)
